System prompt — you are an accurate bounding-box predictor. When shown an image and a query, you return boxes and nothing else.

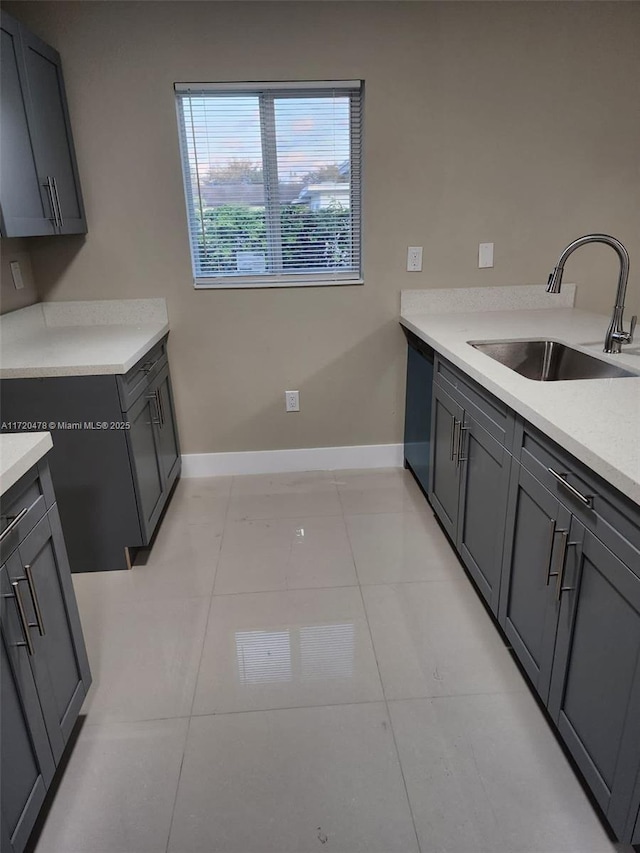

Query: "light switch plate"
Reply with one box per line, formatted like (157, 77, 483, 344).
(478, 243, 494, 269)
(10, 261, 24, 290)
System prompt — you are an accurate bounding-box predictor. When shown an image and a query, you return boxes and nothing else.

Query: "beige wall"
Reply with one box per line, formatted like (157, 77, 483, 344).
(0, 239, 39, 314)
(7, 1, 640, 453)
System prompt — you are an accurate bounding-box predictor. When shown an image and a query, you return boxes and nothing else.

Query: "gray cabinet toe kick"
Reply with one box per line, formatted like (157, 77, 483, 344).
(0, 336, 181, 572)
(403, 348, 640, 845)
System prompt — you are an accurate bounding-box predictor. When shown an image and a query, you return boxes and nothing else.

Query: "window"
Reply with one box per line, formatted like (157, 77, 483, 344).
(175, 81, 363, 288)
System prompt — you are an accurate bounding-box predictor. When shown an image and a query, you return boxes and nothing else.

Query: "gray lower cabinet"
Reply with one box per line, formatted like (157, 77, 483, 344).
(430, 383, 463, 542)
(1, 558, 55, 853)
(127, 388, 165, 542)
(1, 459, 91, 853)
(12, 507, 91, 761)
(123, 355, 181, 546)
(457, 412, 511, 613)
(430, 378, 511, 615)
(498, 462, 570, 703)
(417, 348, 640, 844)
(547, 519, 640, 840)
(0, 10, 86, 237)
(0, 336, 181, 572)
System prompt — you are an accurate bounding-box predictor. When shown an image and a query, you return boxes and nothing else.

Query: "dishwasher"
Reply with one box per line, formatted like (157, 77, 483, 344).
(402, 327, 433, 497)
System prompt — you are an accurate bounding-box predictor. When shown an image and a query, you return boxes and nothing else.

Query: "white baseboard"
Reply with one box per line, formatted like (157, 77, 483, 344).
(181, 443, 404, 477)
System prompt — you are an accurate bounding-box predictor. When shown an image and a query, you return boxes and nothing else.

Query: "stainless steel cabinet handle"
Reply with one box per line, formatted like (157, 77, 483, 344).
(0, 507, 28, 542)
(146, 393, 161, 425)
(10, 581, 35, 656)
(43, 177, 59, 228)
(156, 389, 165, 426)
(51, 177, 64, 228)
(547, 468, 593, 508)
(457, 424, 469, 465)
(23, 564, 45, 636)
(555, 531, 580, 601)
(544, 519, 559, 585)
(450, 418, 457, 461)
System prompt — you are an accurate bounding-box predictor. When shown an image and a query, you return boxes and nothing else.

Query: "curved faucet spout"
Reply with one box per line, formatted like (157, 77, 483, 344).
(546, 233, 636, 354)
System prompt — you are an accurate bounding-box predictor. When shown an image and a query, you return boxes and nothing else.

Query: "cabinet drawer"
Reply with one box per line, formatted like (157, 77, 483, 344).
(434, 355, 515, 450)
(518, 423, 640, 573)
(0, 460, 54, 563)
(116, 338, 168, 411)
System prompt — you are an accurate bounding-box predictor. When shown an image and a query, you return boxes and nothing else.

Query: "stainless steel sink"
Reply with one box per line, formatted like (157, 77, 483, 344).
(469, 339, 638, 381)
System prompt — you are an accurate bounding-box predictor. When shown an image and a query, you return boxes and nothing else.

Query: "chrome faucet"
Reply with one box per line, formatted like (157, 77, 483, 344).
(546, 233, 637, 354)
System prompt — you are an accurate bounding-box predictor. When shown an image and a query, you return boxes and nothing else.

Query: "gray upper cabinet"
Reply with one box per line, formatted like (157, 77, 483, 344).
(547, 518, 640, 840)
(0, 10, 86, 237)
(0, 13, 51, 236)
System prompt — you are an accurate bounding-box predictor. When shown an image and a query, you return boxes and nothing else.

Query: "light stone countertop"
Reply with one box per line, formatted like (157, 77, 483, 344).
(400, 287, 640, 506)
(0, 432, 52, 496)
(0, 299, 169, 378)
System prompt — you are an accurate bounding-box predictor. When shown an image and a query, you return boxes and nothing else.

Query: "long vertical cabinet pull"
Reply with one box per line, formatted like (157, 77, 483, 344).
(156, 389, 164, 426)
(43, 177, 59, 229)
(23, 564, 45, 636)
(544, 519, 559, 585)
(51, 177, 64, 228)
(457, 423, 469, 465)
(555, 530, 580, 600)
(9, 581, 35, 655)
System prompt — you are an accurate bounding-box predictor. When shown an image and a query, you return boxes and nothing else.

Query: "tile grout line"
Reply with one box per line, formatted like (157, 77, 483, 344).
(354, 556, 424, 853)
(164, 478, 234, 853)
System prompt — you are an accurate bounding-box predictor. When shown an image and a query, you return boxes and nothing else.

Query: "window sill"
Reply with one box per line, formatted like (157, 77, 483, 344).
(193, 278, 364, 290)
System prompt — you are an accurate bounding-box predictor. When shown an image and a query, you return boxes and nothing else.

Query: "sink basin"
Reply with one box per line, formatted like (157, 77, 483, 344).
(469, 339, 638, 381)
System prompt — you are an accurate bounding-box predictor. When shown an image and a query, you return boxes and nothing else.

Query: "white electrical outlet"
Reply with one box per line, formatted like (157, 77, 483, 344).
(478, 242, 494, 269)
(285, 390, 300, 412)
(10, 261, 24, 290)
(407, 247, 423, 272)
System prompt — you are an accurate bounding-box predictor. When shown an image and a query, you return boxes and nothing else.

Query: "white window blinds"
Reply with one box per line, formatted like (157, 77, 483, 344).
(175, 81, 363, 288)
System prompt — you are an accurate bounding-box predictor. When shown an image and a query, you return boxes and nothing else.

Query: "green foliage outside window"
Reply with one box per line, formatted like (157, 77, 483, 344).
(195, 203, 351, 276)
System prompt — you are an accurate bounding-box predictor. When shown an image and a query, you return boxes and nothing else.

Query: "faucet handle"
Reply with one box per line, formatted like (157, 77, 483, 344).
(629, 314, 637, 344)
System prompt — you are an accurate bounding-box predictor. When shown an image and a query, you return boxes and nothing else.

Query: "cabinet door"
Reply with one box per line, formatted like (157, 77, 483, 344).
(429, 383, 463, 542)
(0, 12, 54, 237)
(20, 26, 86, 234)
(126, 389, 165, 543)
(154, 364, 181, 488)
(1, 558, 55, 853)
(9, 509, 90, 762)
(457, 414, 512, 615)
(548, 521, 640, 839)
(498, 463, 569, 702)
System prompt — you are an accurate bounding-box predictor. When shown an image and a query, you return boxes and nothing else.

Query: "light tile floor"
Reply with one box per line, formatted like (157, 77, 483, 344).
(31, 469, 633, 853)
